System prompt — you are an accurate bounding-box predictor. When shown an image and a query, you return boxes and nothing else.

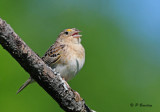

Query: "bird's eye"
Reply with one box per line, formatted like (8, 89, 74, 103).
(64, 32, 68, 35)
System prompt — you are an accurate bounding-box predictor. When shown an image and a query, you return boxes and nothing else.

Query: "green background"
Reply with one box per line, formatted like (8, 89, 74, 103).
(0, 0, 160, 112)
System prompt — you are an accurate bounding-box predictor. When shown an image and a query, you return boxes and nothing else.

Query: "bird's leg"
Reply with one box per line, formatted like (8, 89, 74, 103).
(62, 78, 70, 89)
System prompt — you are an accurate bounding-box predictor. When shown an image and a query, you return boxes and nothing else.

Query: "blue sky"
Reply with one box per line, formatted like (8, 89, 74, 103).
(100, 0, 160, 64)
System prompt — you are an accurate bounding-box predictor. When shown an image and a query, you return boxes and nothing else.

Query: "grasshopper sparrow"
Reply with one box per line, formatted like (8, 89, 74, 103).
(17, 28, 85, 94)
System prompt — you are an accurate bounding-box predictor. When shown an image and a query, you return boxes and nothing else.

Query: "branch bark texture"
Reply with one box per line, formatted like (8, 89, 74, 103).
(0, 18, 95, 112)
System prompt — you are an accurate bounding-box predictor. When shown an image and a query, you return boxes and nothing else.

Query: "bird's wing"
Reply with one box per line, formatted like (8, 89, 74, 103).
(42, 43, 65, 66)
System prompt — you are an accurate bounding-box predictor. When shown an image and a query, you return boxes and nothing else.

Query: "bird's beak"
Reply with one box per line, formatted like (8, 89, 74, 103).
(72, 31, 82, 38)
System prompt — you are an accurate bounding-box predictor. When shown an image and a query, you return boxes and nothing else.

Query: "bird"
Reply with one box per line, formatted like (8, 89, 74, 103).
(17, 28, 85, 94)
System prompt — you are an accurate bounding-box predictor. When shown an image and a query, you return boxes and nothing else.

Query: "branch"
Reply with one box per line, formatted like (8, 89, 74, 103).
(0, 18, 95, 112)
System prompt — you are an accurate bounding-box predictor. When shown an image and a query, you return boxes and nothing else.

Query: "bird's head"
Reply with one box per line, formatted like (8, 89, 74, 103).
(57, 28, 82, 44)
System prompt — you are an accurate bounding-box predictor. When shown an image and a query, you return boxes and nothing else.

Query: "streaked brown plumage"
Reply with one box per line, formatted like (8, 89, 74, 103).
(17, 28, 85, 94)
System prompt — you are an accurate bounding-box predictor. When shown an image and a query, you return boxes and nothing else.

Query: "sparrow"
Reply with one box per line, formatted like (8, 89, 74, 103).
(17, 28, 85, 94)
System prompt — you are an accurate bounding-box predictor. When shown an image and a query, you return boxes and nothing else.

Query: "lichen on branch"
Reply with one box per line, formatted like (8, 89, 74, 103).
(0, 18, 95, 112)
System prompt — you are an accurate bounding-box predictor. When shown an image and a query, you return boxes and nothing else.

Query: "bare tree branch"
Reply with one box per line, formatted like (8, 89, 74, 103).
(0, 18, 95, 112)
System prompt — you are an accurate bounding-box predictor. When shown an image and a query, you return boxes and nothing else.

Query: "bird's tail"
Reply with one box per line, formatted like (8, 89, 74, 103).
(17, 77, 34, 94)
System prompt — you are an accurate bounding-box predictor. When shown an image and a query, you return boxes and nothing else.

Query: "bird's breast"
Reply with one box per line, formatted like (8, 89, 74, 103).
(54, 44, 85, 81)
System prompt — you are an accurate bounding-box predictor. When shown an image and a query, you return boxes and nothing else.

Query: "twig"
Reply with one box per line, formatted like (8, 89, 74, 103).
(0, 18, 95, 112)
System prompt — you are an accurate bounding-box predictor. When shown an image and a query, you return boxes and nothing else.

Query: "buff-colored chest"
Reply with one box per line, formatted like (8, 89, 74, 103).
(53, 43, 85, 81)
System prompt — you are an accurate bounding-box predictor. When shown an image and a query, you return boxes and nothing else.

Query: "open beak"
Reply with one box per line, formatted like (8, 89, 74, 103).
(72, 31, 82, 38)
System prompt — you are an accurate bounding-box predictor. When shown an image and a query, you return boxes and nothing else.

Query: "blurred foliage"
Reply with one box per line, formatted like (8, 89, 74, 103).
(0, 0, 160, 112)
